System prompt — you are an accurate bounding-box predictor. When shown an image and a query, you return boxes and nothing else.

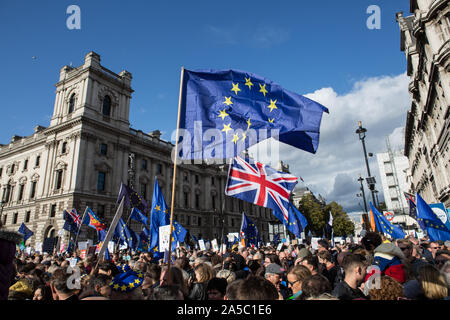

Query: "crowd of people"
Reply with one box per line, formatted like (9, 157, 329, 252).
(1, 227, 450, 301)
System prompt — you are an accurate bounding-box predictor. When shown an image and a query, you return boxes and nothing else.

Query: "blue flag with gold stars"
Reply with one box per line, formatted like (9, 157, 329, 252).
(369, 202, 405, 239)
(114, 218, 133, 248)
(416, 193, 450, 241)
(117, 183, 148, 215)
(130, 208, 148, 226)
(149, 178, 187, 251)
(272, 202, 308, 239)
(240, 212, 259, 247)
(177, 69, 329, 161)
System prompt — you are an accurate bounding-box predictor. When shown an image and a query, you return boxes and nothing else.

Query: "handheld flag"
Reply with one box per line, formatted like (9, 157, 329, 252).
(328, 212, 334, 247)
(226, 156, 298, 224)
(415, 193, 450, 241)
(82, 207, 107, 231)
(178, 69, 329, 161)
(117, 183, 148, 215)
(63, 209, 81, 234)
(18, 223, 33, 242)
(272, 202, 308, 239)
(149, 178, 186, 251)
(240, 212, 260, 247)
(369, 202, 405, 239)
(404, 192, 425, 230)
(129, 208, 148, 226)
(114, 218, 133, 248)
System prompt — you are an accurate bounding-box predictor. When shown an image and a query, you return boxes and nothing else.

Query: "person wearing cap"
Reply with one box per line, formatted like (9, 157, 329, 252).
(109, 268, 144, 300)
(264, 263, 290, 299)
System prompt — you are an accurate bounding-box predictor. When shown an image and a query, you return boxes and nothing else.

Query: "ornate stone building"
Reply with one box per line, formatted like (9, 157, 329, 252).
(396, 0, 450, 208)
(0, 52, 274, 249)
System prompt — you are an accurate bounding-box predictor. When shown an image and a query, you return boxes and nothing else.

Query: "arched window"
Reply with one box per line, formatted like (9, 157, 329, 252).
(68, 94, 75, 114)
(102, 95, 111, 116)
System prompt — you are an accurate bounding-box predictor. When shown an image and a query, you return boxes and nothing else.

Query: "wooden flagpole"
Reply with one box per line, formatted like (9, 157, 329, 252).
(167, 66, 185, 284)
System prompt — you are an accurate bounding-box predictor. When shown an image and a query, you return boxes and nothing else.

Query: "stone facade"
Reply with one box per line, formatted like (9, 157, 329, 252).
(0, 52, 274, 248)
(396, 0, 450, 208)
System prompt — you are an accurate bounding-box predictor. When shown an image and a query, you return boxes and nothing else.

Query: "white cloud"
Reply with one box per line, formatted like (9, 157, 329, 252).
(248, 73, 411, 212)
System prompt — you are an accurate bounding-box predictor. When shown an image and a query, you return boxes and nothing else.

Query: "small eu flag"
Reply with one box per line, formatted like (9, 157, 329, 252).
(117, 183, 148, 215)
(370, 202, 405, 239)
(416, 193, 450, 241)
(18, 223, 33, 242)
(240, 212, 259, 247)
(178, 69, 329, 161)
(130, 208, 148, 226)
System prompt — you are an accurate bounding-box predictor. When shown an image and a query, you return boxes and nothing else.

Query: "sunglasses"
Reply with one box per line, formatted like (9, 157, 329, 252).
(430, 247, 439, 249)
(287, 279, 300, 286)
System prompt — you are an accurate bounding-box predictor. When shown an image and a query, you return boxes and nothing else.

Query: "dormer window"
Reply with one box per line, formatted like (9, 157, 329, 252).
(102, 95, 111, 117)
(68, 93, 76, 114)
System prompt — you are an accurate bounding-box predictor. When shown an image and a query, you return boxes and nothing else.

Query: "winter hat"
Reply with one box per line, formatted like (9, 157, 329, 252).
(8, 279, 33, 299)
(366, 243, 406, 284)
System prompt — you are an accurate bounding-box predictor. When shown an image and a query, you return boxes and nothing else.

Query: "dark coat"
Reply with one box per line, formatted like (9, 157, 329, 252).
(0, 229, 23, 300)
(188, 282, 208, 300)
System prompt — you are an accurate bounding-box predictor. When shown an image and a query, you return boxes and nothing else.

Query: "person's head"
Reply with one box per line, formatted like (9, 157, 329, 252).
(300, 255, 319, 274)
(417, 264, 448, 300)
(369, 276, 404, 300)
(264, 254, 281, 266)
(206, 277, 228, 300)
(264, 263, 284, 287)
(361, 232, 382, 252)
(32, 285, 53, 301)
(216, 269, 236, 284)
(224, 279, 243, 300)
(149, 285, 184, 300)
(342, 254, 367, 285)
(235, 276, 278, 300)
(287, 265, 312, 295)
(396, 239, 413, 260)
(49, 267, 76, 300)
(146, 263, 162, 284)
(193, 263, 214, 284)
(435, 250, 450, 270)
(317, 250, 332, 265)
(210, 254, 223, 267)
(92, 274, 112, 299)
(248, 260, 262, 275)
(300, 274, 332, 299)
(317, 239, 329, 252)
(429, 242, 440, 256)
(159, 266, 188, 296)
(98, 261, 120, 277)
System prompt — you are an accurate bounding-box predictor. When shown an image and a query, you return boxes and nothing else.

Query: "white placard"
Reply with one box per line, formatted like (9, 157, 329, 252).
(35, 242, 43, 253)
(205, 241, 211, 250)
(159, 225, 171, 252)
(69, 258, 77, 268)
(198, 239, 206, 251)
(311, 237, 320, 250)
(108, 242, 115, 253)
(26, 247, 32, 255)
(276, 243, 283, 251)
(78, 241, 88, 250)
(58, 229, 65, 237)
(266, 242, 271, 247)
(211, 239, 219, 252)
(221, 244, 227, 254)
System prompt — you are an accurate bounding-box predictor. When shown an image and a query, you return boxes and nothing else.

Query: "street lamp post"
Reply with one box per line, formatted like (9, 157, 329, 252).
(356, 121, 378, 208)
(357, 175, 370, 231)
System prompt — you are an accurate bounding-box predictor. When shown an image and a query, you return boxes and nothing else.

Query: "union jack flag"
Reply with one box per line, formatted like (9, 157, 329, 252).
(68, 209, 82, 227)
(63, 209, 82, 234)
(225, 156, 298, 223)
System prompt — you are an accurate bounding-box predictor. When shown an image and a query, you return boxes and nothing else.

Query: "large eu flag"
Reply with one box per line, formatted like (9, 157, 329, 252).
(416, 193, 450, 241)
(273, 202, 308, 239)
(178, 69, 329, 160)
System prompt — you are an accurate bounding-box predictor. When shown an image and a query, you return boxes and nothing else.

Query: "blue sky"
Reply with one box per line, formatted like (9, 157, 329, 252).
(0, 1, 413, 213)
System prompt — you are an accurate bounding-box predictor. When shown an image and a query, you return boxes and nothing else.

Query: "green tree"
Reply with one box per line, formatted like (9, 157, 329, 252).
(323, 201, 355, 237)
(298, 193, 326, 235)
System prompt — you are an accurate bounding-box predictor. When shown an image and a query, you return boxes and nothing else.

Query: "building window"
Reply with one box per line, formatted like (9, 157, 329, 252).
(142, 159, 148, 170)
(231, 218, 235, 227)
(195, 194, 200, 209)
(0, 167, 2, 177)
(184, 192, 189, 208)
(212, 196, 216, 210)
(140, 183, 147, 199)
(102, 95, 111, 117)
(187, 215, 191, 226)
(195, 175, 199, 184)
(11, 163, 15, 174)
(68, 93, 75, 114)
(35, 155, 40, 167)
(17, 184, 24, 201)
(97, 204, 105, 219)
(61, 142, 67, 154)
(97, 172, 106, 191)
(30, 181, 37, 199)
(211, 177, 215, 186)
(157, 163, 163, 175)
(50, 204, 56, 218)
(13, 212, 18, 225)
(55, 170, 63, 190)
(198, 217, 202, 227)
(25, 211, 30, 223)
(23, 160, 28, 171)
(183, 172, 189, 182)
(100, 143, 108, 156)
